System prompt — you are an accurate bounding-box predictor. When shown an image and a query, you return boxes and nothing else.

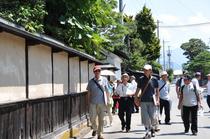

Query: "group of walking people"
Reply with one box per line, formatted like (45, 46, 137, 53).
(86, 64, 209, 139)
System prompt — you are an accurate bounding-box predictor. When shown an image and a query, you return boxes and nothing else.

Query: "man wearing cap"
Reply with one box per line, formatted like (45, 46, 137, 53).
(87, 65, 109, 139)
(134, 64, 159, 138)
(159, 71, 171, 125)
(178, 75, 201, 136)
(115, 73, 135, 132)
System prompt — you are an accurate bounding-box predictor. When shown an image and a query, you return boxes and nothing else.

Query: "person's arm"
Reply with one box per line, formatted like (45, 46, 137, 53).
(155, 88, 160, 106)
(176, 85, 180, 98)
(134, 87, 141, 98)
(134, 87, 141, 106)
(86, 83, 91, 111)
(178, 92, 183, 110)
(175, 79, 181, 98)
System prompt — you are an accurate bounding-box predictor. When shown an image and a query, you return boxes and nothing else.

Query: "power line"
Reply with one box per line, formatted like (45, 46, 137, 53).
(175, 0, 198, 16)
(160, 21, 210, 28)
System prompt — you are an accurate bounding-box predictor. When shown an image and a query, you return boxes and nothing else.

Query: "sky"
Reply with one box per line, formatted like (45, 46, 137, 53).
(120, 0, 210, 69)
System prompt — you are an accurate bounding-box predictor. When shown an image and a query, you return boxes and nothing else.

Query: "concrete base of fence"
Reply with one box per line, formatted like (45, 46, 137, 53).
(57, 117, 91, 139)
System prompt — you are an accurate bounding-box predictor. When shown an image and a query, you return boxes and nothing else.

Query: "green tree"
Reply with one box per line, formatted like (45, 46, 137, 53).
(135, 6, 160, 61)
(180, 38, 209, 60)
(44, 0, 128, 59)
(0, 0, 128, 59)
(185, 51, 210, 75)
(122, 14, 146, 70)
(0, 0, 47, 32)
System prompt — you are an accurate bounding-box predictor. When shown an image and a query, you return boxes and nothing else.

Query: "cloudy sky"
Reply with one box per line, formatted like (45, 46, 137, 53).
(121, 0, 210, 69)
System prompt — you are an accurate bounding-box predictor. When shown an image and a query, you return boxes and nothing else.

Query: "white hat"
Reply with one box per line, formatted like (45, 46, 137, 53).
(195, 72, 201, 76)
(122, 73, 129, 77)
(160, 71, 168, 76)
(143, 64, 152, 70)
(207, 74, 210, 76)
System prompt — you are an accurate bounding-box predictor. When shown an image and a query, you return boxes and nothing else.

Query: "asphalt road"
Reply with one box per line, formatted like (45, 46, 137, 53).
(83, 84, 210, 139)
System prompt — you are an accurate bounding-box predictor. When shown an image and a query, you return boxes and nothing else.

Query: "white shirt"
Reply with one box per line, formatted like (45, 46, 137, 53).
(192, 78, 200, 92)
(158, 79, 170, 100)
(115, 83, 134, 97)
(182, 83, 198, 107)
(207, 81, 210, 96)
(131, 80, 137, 93)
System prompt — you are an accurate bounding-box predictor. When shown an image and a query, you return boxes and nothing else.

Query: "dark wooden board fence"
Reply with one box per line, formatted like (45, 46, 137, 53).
(0, 91, 88, 139)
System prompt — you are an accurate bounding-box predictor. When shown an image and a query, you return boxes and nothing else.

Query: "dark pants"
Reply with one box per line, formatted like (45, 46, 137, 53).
(207, 95, 210, 110)
(160, 98, 170, 123)
(118, 97, 133, 130)
(183, 105, 198, 133)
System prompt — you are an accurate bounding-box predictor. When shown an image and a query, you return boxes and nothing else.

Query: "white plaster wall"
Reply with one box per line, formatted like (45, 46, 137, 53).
(80, 61, 88, 92)
(28, 45, 52, 99)
(88, 64, 95, 80)
(53, 52, 68, 95)
(0, 32, 26, 103)
(69, 57, 80, 93)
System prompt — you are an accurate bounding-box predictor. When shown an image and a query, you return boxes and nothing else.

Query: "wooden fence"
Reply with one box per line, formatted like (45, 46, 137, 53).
(0, 91, 88, 139)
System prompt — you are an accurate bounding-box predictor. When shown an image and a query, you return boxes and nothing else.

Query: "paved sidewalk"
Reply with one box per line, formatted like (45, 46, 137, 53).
(83, 84, 210, 139)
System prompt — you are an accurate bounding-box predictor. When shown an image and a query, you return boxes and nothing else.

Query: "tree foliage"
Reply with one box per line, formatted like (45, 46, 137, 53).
(180, 38, 209, 60)
(0, 1, 162, 72)
(0, 0, 47, 32)
(44, 0, 128, 59)
(0, 0, 128, 59)
(135, 6, 160, 61)
(185, 51, 210, 75)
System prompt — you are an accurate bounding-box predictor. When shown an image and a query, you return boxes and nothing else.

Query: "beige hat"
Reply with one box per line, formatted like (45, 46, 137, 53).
(160, 71, 168, 76)
(122, 73, 129, 77)
(143, 64, 152, 70)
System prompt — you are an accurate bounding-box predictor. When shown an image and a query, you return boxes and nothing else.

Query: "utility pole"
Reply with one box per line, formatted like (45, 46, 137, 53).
(167, 45, 171, 69)
(119, 0, 125, 24)
(157, 20, 160, 64)
(163, 40, 166, 70)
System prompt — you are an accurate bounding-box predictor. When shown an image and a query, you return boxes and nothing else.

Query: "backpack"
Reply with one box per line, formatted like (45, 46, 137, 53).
(181, 84, 196, 94)
(180, 84, 198, 100)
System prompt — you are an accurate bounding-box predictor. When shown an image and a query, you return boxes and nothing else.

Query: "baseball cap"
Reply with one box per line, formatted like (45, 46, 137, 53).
(183, 75, 192, 80)
(195, 72, 201, 76)
(207, 74, 210, 76)
(143, 64, 152, 70)
(160, 71, 168, 76)
(122, 73, 129, 77)
(93, 65, 101, 72)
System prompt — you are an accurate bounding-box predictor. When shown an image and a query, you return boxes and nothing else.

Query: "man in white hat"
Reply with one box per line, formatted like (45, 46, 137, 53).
(159, 71, 171, 125)
(134, 64, 160, 138)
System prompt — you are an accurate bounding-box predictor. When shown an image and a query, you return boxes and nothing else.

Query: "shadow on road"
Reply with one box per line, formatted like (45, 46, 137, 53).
(158, 131, 184, 136)
(104, 129, 145, 134)
(170, 121, 183, 125)
(199, 126, 210, 129)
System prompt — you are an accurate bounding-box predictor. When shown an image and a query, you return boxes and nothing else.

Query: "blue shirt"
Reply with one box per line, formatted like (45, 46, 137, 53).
(87, 76, 108, 104)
